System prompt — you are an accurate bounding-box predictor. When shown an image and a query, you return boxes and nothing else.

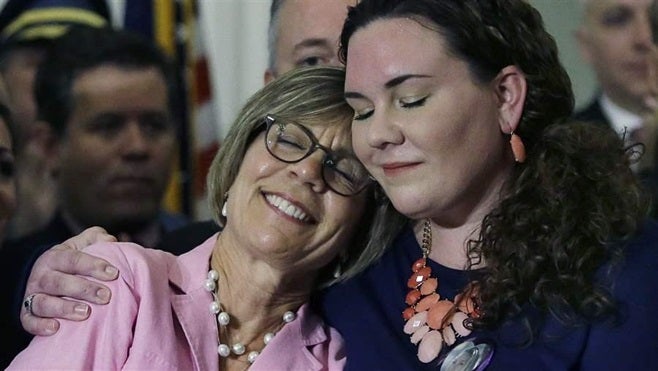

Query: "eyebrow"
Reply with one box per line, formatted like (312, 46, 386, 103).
(293, 38, 332, 52)
(344, 74, 432, 99)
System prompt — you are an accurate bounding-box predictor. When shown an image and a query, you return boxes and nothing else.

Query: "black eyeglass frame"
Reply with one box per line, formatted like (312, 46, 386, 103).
(262, 114, 371, 197)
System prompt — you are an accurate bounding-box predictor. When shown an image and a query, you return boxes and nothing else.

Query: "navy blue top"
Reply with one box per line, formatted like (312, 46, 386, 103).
(316, 221, 658, 370)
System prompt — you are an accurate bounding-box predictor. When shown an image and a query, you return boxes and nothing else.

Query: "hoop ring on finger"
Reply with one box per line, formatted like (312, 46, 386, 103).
(23, 293, 37, 316)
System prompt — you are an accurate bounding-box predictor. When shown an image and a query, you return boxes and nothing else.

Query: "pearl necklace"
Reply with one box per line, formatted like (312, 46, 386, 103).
(402, 219, 481, 364)
(204, 269, 297, 364)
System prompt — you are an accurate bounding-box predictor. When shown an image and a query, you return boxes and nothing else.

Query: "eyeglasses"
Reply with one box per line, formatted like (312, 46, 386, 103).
(263, 114, 371, 197)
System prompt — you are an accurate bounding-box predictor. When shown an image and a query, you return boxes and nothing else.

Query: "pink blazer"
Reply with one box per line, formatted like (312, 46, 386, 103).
(8, 235, 346, 370)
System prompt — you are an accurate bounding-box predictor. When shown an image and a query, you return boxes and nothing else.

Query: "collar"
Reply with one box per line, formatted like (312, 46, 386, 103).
(600, 94, 643, 138)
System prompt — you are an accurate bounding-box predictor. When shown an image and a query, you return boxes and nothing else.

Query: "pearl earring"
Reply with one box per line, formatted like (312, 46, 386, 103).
(333, 252, 348, 279)
(221, 192, 228, 217)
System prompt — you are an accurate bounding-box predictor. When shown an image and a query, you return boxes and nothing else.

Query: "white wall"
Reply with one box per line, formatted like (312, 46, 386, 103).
(529, 0, 596, 110)
(199, 0, 269, 140)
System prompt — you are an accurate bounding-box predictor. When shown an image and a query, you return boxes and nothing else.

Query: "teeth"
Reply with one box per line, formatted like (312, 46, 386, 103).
(265, 194, 309, 221)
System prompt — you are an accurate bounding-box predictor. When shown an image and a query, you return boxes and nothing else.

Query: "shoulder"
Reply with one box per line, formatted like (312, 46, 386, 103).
(85, 242, 176, 284)
(576, 220, 658, 369)
(606, 220, 658, 296)
(2, 216, 73, 257)
(612, 220, 658, 275)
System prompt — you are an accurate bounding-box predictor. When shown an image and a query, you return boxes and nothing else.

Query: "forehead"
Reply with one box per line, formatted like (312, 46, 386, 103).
(277, 0, 353, 41)
(586, 0, 651, 16)
(345, 18, 450, 88)
(71, 65, 168, 111)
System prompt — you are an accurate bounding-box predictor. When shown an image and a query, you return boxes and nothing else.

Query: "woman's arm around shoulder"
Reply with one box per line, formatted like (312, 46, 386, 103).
(7, 242, 150, 370)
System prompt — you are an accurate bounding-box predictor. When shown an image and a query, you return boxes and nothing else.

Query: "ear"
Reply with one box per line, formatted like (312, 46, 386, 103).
(494, 65, 527, 134)
(263, 68, 276, 85)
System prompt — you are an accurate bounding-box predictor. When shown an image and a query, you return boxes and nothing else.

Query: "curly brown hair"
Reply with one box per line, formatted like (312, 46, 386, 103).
(340, 0, 648, 334)
(475, 122, 646, 331)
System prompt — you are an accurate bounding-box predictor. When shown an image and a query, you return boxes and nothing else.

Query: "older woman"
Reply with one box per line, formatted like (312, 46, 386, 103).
(7, 66, 403, 370)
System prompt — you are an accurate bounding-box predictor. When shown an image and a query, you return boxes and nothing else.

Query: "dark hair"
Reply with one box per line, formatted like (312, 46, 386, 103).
(34, 25, 179, 136)
(340, 0, 647, 335)
(340, 0, 574, 149)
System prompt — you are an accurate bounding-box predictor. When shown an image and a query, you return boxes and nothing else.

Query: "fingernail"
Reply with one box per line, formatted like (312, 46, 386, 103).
(104, 265, 118, 277)
(45, 321, 58, 335)
(74, 304, 89, 316)
(96, 288, 110, 302)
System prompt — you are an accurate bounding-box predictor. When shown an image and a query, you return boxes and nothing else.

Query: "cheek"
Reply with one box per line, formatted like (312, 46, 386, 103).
(152, 137, 176, 162)
(423, 110, 500, 170)
(327, 194, 367, 233)
(591, 35, 626, 60)
(0, 181, 17, 213)
(58, 138, 110, 177)
(233, 146, 283, 188)
(351, 124, 372, 164)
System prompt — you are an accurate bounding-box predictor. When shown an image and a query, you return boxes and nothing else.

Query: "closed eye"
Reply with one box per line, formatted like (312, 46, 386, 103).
(400, 97, 427, 109)
(354, 110, 373, 121)
(276, 135, 306, 150)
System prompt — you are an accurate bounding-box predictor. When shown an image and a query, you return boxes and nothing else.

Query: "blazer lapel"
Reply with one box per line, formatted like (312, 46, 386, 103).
(250, 303, 336, 371)
(170, 234, 220, 371)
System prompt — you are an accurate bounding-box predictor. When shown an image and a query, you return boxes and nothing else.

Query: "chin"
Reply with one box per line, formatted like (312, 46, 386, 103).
(387, 192, 430, 220)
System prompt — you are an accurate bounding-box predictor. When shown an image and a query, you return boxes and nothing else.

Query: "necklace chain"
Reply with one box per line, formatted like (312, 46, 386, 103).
(204, 269, 296, 364)
(402, 219, 480, 364)
(420, 218, 432, 257)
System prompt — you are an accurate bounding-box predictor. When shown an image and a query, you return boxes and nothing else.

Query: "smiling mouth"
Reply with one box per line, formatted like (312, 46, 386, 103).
(264, 193, 312, 223)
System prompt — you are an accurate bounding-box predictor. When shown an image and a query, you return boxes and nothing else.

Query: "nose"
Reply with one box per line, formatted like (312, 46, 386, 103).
(121, 122, 150, 158)
(289, 149, 328, 193)
(366, 110, 404, 149)
(633, 14, 653, 50)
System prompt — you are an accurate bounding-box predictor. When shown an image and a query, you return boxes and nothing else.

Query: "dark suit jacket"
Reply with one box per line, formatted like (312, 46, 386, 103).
(0, 211, 191, 368)
(574, 97, 658, 218)
(573, 98, 611, 127)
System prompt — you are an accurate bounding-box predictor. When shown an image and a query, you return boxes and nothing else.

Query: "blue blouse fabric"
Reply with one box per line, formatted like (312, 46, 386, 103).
(316, 221, 658, 370)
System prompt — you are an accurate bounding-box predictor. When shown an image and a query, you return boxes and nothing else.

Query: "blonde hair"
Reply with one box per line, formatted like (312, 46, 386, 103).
(206, 66, 407, 286)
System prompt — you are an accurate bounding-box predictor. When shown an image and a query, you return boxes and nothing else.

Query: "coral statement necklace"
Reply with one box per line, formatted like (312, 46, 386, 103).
(402, 219, 481, 364)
